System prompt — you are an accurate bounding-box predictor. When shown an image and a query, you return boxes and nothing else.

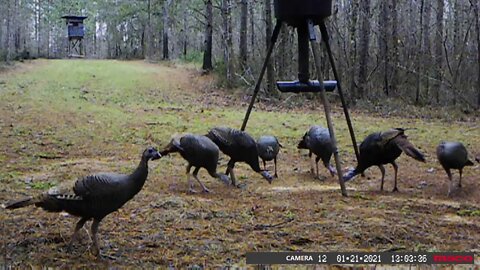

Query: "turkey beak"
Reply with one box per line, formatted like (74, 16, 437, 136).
(297, 140, 305, 149)
(261, 171, 273, 184)
(152, 152, 162, 160)
(342, 168, 356, 182)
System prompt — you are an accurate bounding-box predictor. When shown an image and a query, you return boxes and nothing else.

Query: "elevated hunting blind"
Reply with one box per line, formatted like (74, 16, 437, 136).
(61, 15, 87, 58)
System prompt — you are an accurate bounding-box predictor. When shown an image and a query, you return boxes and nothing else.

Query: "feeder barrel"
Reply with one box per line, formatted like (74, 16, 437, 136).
(274, 0, 332, 26)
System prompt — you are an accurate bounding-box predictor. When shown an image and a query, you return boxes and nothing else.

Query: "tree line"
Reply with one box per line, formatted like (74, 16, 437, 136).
(1, 0, 479, 109)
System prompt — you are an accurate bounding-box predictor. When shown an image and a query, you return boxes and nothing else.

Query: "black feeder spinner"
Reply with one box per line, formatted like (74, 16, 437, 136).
(241, 0, 361, 196)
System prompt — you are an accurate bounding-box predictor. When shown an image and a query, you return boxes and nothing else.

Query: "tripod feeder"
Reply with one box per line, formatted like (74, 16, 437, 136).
(241, 0, 361, 196)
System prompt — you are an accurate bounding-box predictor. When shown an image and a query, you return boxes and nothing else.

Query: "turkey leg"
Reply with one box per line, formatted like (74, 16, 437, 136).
(186, 164, 197, 193)
(378, 165, 386, 191)
(192, 167, 210, 193)
(392, 162, 399, 192)
(67, 217, 88, 251)
(90, 219, 101, 256)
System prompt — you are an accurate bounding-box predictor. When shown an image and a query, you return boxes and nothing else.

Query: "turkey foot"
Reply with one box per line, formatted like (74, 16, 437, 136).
(188, 188, 198, 194)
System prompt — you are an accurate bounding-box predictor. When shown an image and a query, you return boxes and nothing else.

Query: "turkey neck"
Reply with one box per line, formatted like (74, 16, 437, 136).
(248, 159, 262, 173)
(128, 157, 149, 195)
(160, 145, 178, 156)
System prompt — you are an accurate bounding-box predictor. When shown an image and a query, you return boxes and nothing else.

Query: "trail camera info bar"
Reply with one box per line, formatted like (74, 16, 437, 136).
(246, 252, 475, 265)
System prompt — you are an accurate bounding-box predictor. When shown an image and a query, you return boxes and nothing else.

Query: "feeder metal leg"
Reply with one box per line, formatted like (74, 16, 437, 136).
(241, 20, 283, 131)
(308, 19, 347, 197)
(319, 21, 361, 167)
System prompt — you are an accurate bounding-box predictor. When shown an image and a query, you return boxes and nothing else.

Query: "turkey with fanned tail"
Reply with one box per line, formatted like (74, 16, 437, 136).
(4, 147, 161, 256)
(343, 128, 425, 192)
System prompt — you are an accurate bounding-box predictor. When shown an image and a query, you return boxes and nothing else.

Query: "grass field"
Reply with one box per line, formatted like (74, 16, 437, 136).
(0, 60, 479, 268)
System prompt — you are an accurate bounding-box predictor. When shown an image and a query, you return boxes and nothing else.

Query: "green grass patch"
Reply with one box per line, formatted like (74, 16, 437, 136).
(30, 181, 57, 190)
(181, 50, 204, 65)
(457, 209, 480, 217)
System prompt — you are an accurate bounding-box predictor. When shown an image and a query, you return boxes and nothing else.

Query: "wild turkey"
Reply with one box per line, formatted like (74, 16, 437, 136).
(160, 134, 229, 193)
(4, 147, 161, 256)
(343, 128, 425, 192)
(297, 125, 336, 179)
(206, 127, 273, 186)
(436, 141, 474, 195)
(257, 136, 282, 178)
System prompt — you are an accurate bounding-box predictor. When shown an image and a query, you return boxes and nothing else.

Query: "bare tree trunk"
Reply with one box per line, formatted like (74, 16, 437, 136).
(434, 0, 444, 104)
(470, 0, 480, 108)
(221, 0, 234, 86)
(162, 0, 173, 60)
(357, 0, 370, 99)
(348, 1, 358, 101)
(183, 3, 188, 58)
(94, 13, 98, 58)
(249, 1, 255, 52)
(145, 0, 151, 59)
(37, 0, 41, 57)
(476, 13, 480, 108)
(5, 0, 11, 61)
(390, 0, 399, 95)
(423, 1, 432, 101)
(227, 1, 234, 80)
(379, 0, 389, 96)
(107, 23, 111, 58)
(239, 0, 248, 72)
(265, 0, 274, 94)
(451, 0, 462, 105)
(14, 0, 20, 55)
(34, 0, 38, 57)
(46, 0, 51, 58)
(416, 0, 424, 104)
(202, 0, 213, 71)
(0, 0, 3, 58)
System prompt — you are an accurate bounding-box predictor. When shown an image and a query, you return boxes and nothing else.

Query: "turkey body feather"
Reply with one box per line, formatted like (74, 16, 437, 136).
(206, 127, 273, 186)
(161, 134, 229, 193)
(437, 141, 474, 196)
(298, 125, 336, 178)
(257, 135, 282, 178)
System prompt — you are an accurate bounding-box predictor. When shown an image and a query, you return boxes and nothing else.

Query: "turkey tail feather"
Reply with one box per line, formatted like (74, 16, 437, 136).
(392, 136, 426, 162)
(5, 194, 81, 213)
(5, 197, 35, 209)
(37, 194, 83, 212)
